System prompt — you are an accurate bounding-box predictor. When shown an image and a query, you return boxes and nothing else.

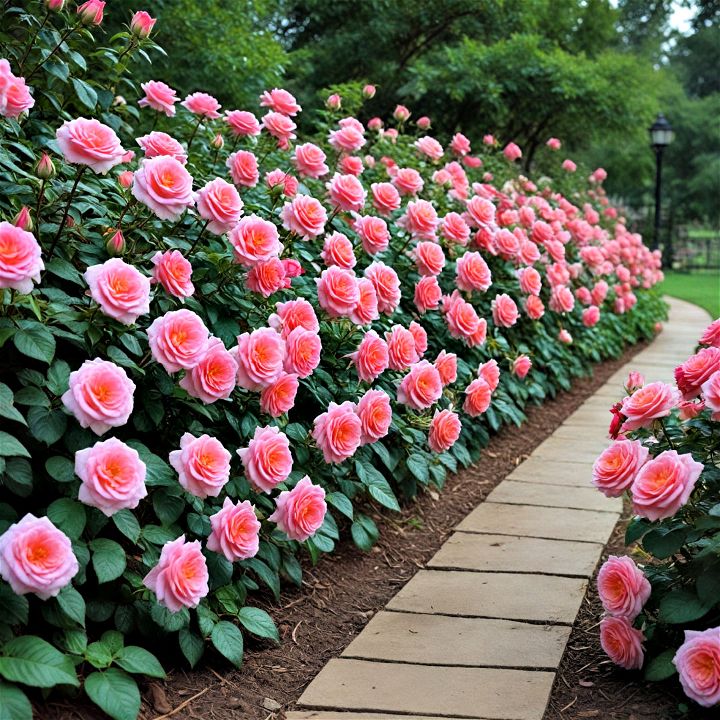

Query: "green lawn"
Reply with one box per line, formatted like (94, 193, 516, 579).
(659, 271, 720, 318)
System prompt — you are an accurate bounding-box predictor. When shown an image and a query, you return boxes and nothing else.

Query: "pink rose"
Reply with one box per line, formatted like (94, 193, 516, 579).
(620, 381, 681, 432)
(268, 476, 326, 542)
(465, 196, 495, 228)
(129, 10, 155, 37)
(464, 377, 492, 417)
(138, 80, 179, 116)
(597, 555, 650, 621)
(259, 88, 301, 116)
(328, 124, 366, 154)
(229, 215, 282, 267)
(517, 267, 541, 296)
(415, 136, 443, 161)
(261, 111, 297, 147)
(259, 371, 299, 417)
(562, 159, 577, 172)
(284, 327, 321, 378)
(477, 360, 500, 391)
(179, 337, 237, 404)
(441, 212, 471, 245)
(181, 92, 221, 119)
(349, 278, 379, 326)
(675, 348, 720, 400)
(356, 389, 392, 445)
(225, 110, 261, 137)
(143, 536, 208, 612)
(321, 232, 356, 269)
(492, 293, 519, 328)
(75, 437, 147, 516)
(393, 104, 411, 121)
(699, 319, 720, 348)
(237, 425, 292, 493)
(503, 142, 522, 161)
(246, 257, 286, 297)
(450, 133, 471, 156)
(702, 370, 720, 419)
(316, 265, 359, 318)
(348, 330, 389, 383)
(679, 399, 706, 420)
(56, 117, 125, 174)
(392, 167, 424, 196)
(365, 261, 401, 315)
(558, 329, 573, 344)
(62, 358, 135, 435)
(371, 182, 401, 215)
(549, 285, 575, 314)
(386, 325, 420, 371)
(409, 320, 428, 357)
(525, 295, 545, 320)
(631, 449, 703, 521)
(281, 195, 327, 239)
(84, 258, 150, 325)
(0, 221, 43, 293)
(412, 240, 445, 276)
(435, 350, 457, 386)
(428, 409, 462, 453)
(398, 361, 443, 410)
(77, 0, 105, 25)
(546, 137, 561, 150)
(148, 309, 210, 373)
(196, 177, 243, 234)
(132, 156, 195, 221)
(293, 142, 329, 178)
(313, 401, 362, 464)
(233, 327, 285, 390)
(513, 355, 532, 379)
(354, 215, 389, 255)
(0, 514, 77, 599)
(327, 173, 366, 213)
(207, 499, 260, 562)
(600, 616, 644, 670)
(226, 150, 259, 188)
(169, 432, 230, 498)
(136, 131, 187, 164)
(456, 251, 491, 292)
(673, 628, 720, 708)
(269, 299, 318, 338)
(591, 439, 649, 498)
(400, 200, 439, 240)
(0, 60, 35, 119)
(340, 155, 363, 176)
(444, 292, 483, 344)
(582, 305, 601, 327)
(414, 275, 442, 314)
(151, 250, 194, 300)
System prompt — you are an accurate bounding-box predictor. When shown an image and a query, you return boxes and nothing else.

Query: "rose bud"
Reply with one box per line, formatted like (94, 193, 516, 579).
(326, 93, 342, 110)
(105, 230, 125, 257)
(211, 133, 224, 150)
(45, 0, 65, 11)
(118, 170, 134, 189)
(12, 207, 32, 232)
(417, 116, 431, 130)
(36, 152, 56, 180)
(77, 0, 105, 25)
(130, 11, 156, 39)
(362, 84, 376, 99)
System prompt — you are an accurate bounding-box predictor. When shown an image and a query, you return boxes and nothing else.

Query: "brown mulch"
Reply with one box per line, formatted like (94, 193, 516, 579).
(42, 341, 650, 720)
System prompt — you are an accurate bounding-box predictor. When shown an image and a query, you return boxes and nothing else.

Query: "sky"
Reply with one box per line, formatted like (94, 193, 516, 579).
(669, 1, 695, 33)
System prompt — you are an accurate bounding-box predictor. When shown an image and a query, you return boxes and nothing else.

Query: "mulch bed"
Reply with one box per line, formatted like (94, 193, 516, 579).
(43, 340, 652, 720)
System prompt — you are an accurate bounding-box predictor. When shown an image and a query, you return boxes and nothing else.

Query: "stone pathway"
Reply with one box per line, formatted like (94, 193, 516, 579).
(288, 298, 711, 720)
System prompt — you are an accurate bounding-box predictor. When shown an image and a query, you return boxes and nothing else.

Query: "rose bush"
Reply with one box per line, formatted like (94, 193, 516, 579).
(594, 317, 720, 709)
(0, 3, 665, 718)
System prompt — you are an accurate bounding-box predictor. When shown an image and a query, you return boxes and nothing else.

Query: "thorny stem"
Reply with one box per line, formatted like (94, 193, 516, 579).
(187, 219, 210, 255)
(46, 166, 86, 263)
(186, 117, 204, 155)
(25, 22, 80, 81)
(18, 11, 50, 71)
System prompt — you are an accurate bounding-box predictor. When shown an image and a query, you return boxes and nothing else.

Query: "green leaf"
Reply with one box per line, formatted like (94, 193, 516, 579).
(84, 669, 140, 720)
(13, 387, 49, 407)
(0, 584, 29, 626)
(0, 635, 78, 688)
(179, 629, 204, 668)
(27, 405, 67, 445)
(351, 514, 379, 551)
(355, 460, 400, 511)
(658, 590, 712, 624)
(644, 649, 678, 681)
(150, 604, 190, 632)
(115, 646, 165, 678)
(0, 432, 30, 458)
(326, 492, 353, 520)
(243, 558, 280, 600)
(45, 456, 76, 483)
(126, 441, 174, 486)
(71, 77, 98, 111)
(0, 681, 32, 720)
(112, 510, 141, 543)
(47, 498, 86, 540)
(2, 458, 33, 496)
(0, 384, 26, 426)
(89, 539, 126, 583)
(406, 453, 429, 484)
(46, 360, 71, 396)
(13, 324, 55, 364)
(101, 631, 124, 655)
(57, 586, 85, 627)
(625, 517, 651, 545)
(211, 621, 244, 667)
(642, 528, 688, 559)
(697, 563, 720, 606)
(85, 642, 113, 669)
(238, 607, 279, 643)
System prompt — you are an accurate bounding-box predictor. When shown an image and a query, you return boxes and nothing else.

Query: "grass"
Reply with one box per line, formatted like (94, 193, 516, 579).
(659, 270, 720, 318)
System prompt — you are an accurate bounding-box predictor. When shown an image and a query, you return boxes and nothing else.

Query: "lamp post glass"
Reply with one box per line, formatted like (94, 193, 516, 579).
(649, 113, 673, 256)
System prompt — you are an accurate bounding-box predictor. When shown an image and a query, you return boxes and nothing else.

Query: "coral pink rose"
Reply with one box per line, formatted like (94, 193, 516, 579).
(233, 327, 285, 390)
(226, 150, 259, 188)
(517, 267, 541, 296)
(513, 355, 532, 379)
(415, 136, 443, 161)
(386, 325, 420, 371)
(597, 555, 650, 620)
(562, 159, 577, 172)
(400, 200, 439, 240)
(151, 250, 194, 300)
(546, 137, 561, 150)
(261, 111, 297, 147)
(465, 196, 495, 228)
(148, 309, 209, 373)
(268, 477, 326, 542)
(293, 142, 329, 178)
(179, 337, 238, 403)
(365, 261, 401, 314)
(340, 155, 363, 176)
(435, 350, 457, 386)
(136, 131, 187, 164)
(284, 327, 321, 378)
(229, 214, 282, 267)
(196, 177, 243, 234)
(169, 432, 231, 498)
(207, 498, 260, 562)
(631, 449, 703, 521)
(450, 132, 471, 156)
(549, 285, 575, 314)
(132, 156, 195, 221)
(392, 167, 424, 196)
(281, 195, 327, 239)
(354, 215, 389, 255)
(675, 348, 720, 400)
(138, 80, 179, 116)
(702, 370, 720, 419)
(600, 616, 644, 670)
(444, 291, 481, 340)
(348, 331, 389, 382)
(246, 257, 286, 297)
(371, 182, 401, 215)
(525, 294, 545, 320)
(412, 240, 445, 276)
(84, 258, 150, 325)
(312, 401, 362, 463)
(143, 536, 208, 612)
(414, 275, 442, 314)
(397, 361, 443, 410)
(620, 381, 680, 432)
(225, 110, 261, 137)
(259, 371, 299, 417)
(591, 439, 649, 498)
(327, 173, 366, 213)
(62, 359, 135, 435)
(441, 212, 471, 245)
(328, 123, 366, 154)
(592, 280, 609, 305)
(503, 142, 522, 161)
(181, 92, 221, 119)
(76, 438, 147, 516)
(0, 514, 78, 599)
(356, 389, 392, 445)
(237, 425, 292, 492)
(56, 117, 125, 174)
(478, 359, 500, 391)
(673, 628, 720, 708)
(316, 265, 359, 318)
(700, 319, 720, 348)
(409, 320, 428, 357)
(350, 278, 380, 325)
(492, 293, 519, 328)
(582, 306, 601, 327)
(456, 251, 491, 292)
(260, 87, 301, 116)
(0, 60, 34, 119)
(428, 408, 462, 453)
(0, 221, 43, 293)
(464, 377, 492, 417)
(321, 232, 356, 269)
(558, 329, 573, 344)
(269, 299, 319, 338)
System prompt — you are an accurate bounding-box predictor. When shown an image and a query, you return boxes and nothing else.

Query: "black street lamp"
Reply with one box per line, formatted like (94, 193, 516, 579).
(649, 112, 673, 254)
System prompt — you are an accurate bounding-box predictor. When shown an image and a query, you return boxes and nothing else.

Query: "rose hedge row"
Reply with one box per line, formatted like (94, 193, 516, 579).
(0, 3, 666, 719)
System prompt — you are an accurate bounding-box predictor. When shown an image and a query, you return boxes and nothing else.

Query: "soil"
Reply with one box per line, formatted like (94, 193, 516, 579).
(41, 340, 651, 720)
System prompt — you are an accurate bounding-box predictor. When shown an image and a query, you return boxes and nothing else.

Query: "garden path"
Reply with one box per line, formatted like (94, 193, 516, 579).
(286, 297, 710, 720)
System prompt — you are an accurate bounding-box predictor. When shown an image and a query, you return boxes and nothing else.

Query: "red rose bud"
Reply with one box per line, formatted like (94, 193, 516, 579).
(106, 230, 126, 256)
(12, 207, 33, 232)
(130, 10, 156, 39)
(608, 402, 625, 440)
(77, 0, 105, 25)
(36, 152, 56, 180)
(211, 133, 224, 150)
(45, 0, 65, 11)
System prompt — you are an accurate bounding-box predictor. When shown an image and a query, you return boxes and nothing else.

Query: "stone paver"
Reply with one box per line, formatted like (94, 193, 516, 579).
(506, 457, 594, 487)
(288, 714, 478, 720)
(428, 532, 603, 577)
(487, 480, 621, 513)
(298, 658, 554, 720)
(386, 570, 586, 624)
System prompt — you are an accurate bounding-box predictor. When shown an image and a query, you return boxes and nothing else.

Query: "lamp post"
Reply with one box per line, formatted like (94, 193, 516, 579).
(649, 112, 673, 254)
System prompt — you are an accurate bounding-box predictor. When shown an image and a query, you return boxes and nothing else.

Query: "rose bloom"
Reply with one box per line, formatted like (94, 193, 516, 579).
(227, 150, 259, 188)
(357, 389, 393, 445)
(450, 132, 471, 156)
(435, 350, 458, 386)
(312, 401, 362, 463)
(620, 381, 681, 432)
(478, 359, 500, 391)
(582, 306, 601, 327)
(0, 514, 78, 599)
(410, 321, 428, 357)
(440, 212, 471, 246)
(260, 371, 299, 417)
(262, 110, 297, 147)
(673, 628, 720, 708)
(415, 136, 444, 161)
(464, 377, 492, 417)
(136, 131, 187, 164)
(597, 555, 650, 621)
(293, 142, 329, 178)
(246, 257, 286, 297)
(260, 87, 301, 115)
(138, 80, 179, 116)
(354, 215, 389, 255)
(525, 294, 545, 320)
(207, 498, 260, 562)
(465, 196, 495, 228)
(169, 432, 231, 499)
(224, 109, 261, 137)
(392, 167, 424, 196)
(281, 195, 327, 239)
(228, 214, 282, 267)
(503, 142, 522, 161)
(132, 156, 195, 221)
(341, 155, 364, 176)
(348, 330, 389, 382)
(517, 267, 541, 296)
(600, 616, 644, 670)
(414, 275, 442, 314)
(428, 408, 462, 453)
(327, 173, 366, 213)
(269, 298, 319, 338)
(151, 250, 194, 300)
(702, 370, 720, 419)
(268, 476, 327, 542)
(412, 240, 445, 276)
(76, 438, 147, 516)
(591, 439, 648, 498)
(143, 536, 208, 612)
(0, 60, 35, 119)
(233, 327, 285, 390)
(148, 309, 209, 373)
(56, 117, 125, 174)
(675, 347, 720, 400)
(386, 325, 420, 371)
(84, 258, 149, 325)
(700, 319, 720, 348)
(118, 170, 133, 188)
(266, 168, 298, 197)
(558, 329, 573, 344)
(365, 261, 401, 315)
(196, 177, 244, 235)
(456, 251, 492, 292)
(400, 200, 439, 240)
(322, 232, 356, 269)
(631, 449, 704, 521)
(678, 399, 706, 420)
(546, 137, 561, 150)
(284, 327, 321, 378)
(316, 265, 359, 318)
(513, 355, 532, 379)
(237, 425, 292, 493)
(562, 159, 577, 172)
(350, 277, 379, 326)
(181, 92, 221, 119)
(180, 337, 237, 404)
(0, 221, 44, 294)
(492, 293, 519, 328)
(444, 292, 481, 340)
(62, 358, 135, 435)
(371, 182, 401, 215)
(397, 361, 443, 410)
